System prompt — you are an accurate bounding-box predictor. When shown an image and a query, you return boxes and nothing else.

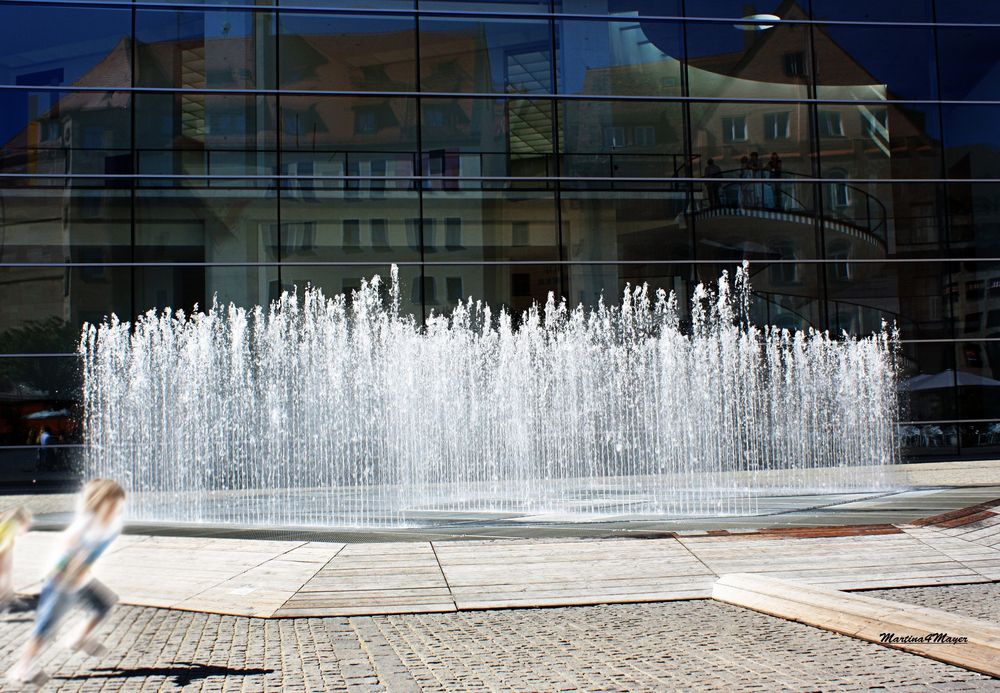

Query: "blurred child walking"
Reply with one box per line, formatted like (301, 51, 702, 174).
(7, 480, 125, 688)
(0, 507, 32, 609)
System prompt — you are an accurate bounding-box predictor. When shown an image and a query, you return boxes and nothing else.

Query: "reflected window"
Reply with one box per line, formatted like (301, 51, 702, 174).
(722, 116, 747, 143)
(634, 126, 656, 147)
(818, 111, 844, 138)
(512, 221, 530, 247)
(445, 218, 464, 250)
(603, 126, 626, 149)
(446, 277, 464, 302)
(783, 52, 808, 78)
(342, 219, 361, 251)
(371, 219, 389, 250)
(763, 113, 790, 141)
(769, 243, 799, 286)
(965, 313, 982, 334)
(829, 241, 851, 282)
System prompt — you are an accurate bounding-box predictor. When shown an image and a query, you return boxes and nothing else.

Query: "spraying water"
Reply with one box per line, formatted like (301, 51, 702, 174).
(79, 263, 898, 527)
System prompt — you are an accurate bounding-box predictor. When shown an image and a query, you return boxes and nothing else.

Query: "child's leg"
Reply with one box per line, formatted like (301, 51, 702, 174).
(69, 579, 117, 653)
(10, 582, 69, 677)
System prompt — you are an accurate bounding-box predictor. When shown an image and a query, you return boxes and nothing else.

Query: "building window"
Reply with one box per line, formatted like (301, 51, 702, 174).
(764, 112, 790, 141)
(769, 242, 799, 286)
(512, 221, 530, 247)
(818, 111, 844, 137)
(829, 242, 851, 281)
(827, 170, 852, 209)
(423, 106, 450, 128)
(722, 116, 747, 143)
(783, 51, 808, 77)
(603, 126, 626, 149)
(446, 277, 464, 303)
(406, 218, 421, 251)
(371, 218, 389, 250)
(354, 110, 378, 135)
(633, 126, 656, 147)
(286, 222, 316, 254)
(342, 219, 361, 251)
(445, 217, 463, 250)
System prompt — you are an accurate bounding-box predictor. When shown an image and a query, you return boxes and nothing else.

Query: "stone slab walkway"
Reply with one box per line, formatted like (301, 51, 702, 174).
(9, 492, 1000, 619)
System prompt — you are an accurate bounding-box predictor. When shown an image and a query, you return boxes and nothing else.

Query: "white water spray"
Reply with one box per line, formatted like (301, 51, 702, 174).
(80, 263, 898, 527)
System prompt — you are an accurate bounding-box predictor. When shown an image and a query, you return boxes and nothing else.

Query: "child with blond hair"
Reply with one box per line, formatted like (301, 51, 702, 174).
(7, 480, 125, 688)
(0, 506, 32, 609)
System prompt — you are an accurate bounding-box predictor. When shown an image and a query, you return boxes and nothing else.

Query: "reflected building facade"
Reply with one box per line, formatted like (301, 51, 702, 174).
(0, 0, 999, 460)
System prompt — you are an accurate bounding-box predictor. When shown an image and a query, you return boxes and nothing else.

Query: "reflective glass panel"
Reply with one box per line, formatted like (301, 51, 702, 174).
(556, 0, 681, 16)
(685, 18, 811, 99)
(825, 261, 953, 340)
(279, 190, 421, 262)
(814, 25, 937, 101)
(898, 342, 958, 431)
(684, 1, 800, 19)
(0, 188, 131, 264)
(281, 95, 416, 154)
(557, 19, 683, 97)
(422, 191, 558, 262)
(810, 0, 932, 21)
(948, 185, 1000, 260)
(136, 94, 278, 176)
(134, 266, 277, 314)
(419, 17, 552, 95)
(0, 357, 81, 453)
(135, 186, 279, 263)
(0, 267, 131, 353)
(956, 341, 1000, 420)
(942, 105, 1000, 179)
(816, 103, 942, 182)
(559, 100, 685, 184)
(422, 97, 553, 180)
(938, 27, 1000, 101)
(934, 1, 1000, 22)
(562, 191, 693, 261)
(0, 90, 131, 176)
(279, 14, 416, 92)
(136, 10, 277, 89)
(0, 5, 131, 88)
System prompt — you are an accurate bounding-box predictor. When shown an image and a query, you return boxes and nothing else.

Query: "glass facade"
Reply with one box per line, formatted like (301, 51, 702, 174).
(1, 0, 999, 462)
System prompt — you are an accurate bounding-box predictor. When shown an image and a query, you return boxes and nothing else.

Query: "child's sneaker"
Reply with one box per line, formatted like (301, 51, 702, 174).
(6, 663, 50, 689)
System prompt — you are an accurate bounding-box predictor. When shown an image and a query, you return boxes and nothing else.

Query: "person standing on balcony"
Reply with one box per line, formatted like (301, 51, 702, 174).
(768, 153, 784, 210)
(704, 158, 722, 208)
(738, 156, 753, 209)
(748, 152, 763, 209)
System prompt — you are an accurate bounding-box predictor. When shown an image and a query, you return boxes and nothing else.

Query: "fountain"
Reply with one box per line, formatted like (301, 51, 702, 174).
(79, 263, 899, 527)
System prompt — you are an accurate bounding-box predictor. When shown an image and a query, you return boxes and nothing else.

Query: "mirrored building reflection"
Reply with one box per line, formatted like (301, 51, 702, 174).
(0, 0, 997, 461)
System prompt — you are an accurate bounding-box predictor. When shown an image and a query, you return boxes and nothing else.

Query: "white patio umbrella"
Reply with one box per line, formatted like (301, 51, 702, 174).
(900, 369, 1000, 391)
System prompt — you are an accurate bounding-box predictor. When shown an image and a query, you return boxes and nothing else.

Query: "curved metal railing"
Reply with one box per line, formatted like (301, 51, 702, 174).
(700, 168, 888, 243)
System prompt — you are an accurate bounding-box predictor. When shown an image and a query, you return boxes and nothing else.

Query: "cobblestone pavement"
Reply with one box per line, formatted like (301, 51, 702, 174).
(1, 595, 998, 692)
(863, 582, 1000, 622)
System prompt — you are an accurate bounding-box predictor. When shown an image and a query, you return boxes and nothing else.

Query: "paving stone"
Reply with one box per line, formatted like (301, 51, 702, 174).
(4, 593, 995, 691)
